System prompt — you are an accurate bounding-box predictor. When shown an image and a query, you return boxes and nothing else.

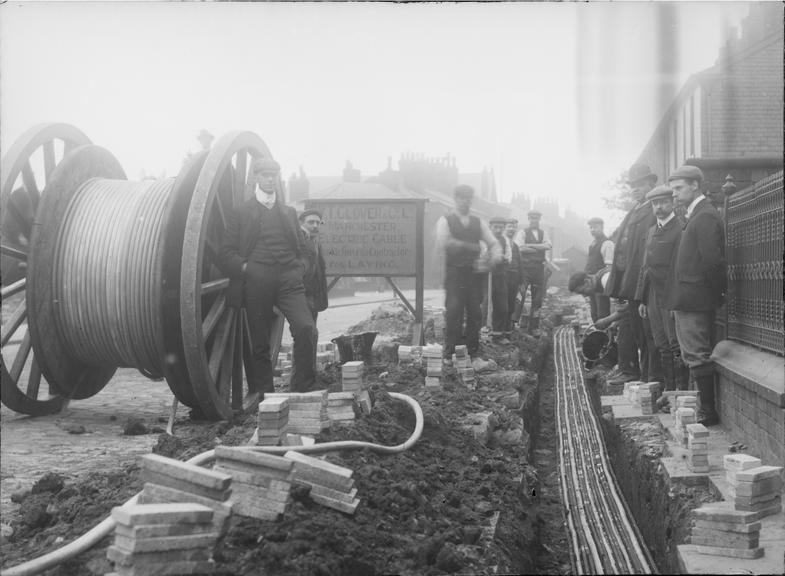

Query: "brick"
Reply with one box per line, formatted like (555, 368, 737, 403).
(693, 519, 761, 534)
(308, 484, 359, 504)
(140, 455, 231, 491)
(138, 484, 232, 535)
(692, 504, 761, 524)
(114, 532, 219, 553)
(309, 492, 360, 515)
(214, 466, 291, 490)
(214, 460, 291, 482)
(284, 452, 353, 478)
(231, 481, 291, 503)
(734, 491, 781, 506)
(731, 465, 783, 483)
(107, 545, 211, 566)
(291, 472, 355, 493)
(328, 392, 355, 401)
(259, 398, 289, 411)
(686, 424, 709, 438)
(115, 561, 217, 576)
(690, 529, 759, 548)
(141, 471, 232, 502)
(214, 446, 293, 471)
(734, 496, 782, 512)
(265, 392, 327, 403)
(114, 522, 216, 539)
(723, 454, 762, 471)
(731, 476, 782, 497)
(692, 545, 764, 559)
(230, 490, 286, 519)
(111, 503, 214, 527)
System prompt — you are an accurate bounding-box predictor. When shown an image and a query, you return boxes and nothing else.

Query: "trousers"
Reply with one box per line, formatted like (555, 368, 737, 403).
(519, 263, 545, 320)
(444, 265, 483, 358)
(648, 291, 679, 355)
(244, 261, 316, 393)
(674, 309, 716, 379)
(589, 293, 611, 323)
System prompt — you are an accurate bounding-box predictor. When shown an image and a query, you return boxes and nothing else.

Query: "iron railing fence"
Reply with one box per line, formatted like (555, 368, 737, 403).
(724, 171, 783, 356)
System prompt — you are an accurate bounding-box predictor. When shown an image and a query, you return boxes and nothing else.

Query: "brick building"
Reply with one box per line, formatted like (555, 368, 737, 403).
(636, 2, 783, 198)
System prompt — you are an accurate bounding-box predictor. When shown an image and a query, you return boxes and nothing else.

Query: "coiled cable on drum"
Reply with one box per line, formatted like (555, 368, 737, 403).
(52, 177, 173, 378)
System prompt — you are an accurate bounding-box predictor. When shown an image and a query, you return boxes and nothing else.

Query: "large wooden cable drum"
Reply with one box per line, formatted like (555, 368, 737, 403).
(4, 129, 285, 419)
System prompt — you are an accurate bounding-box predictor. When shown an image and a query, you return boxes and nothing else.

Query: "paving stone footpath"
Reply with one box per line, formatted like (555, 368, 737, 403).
(1, 369, 175, 521)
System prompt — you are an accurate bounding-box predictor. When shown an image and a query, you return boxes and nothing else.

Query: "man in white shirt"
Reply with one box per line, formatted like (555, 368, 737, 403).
(435, 185, 502, 361)
(513, 210, 551, 334)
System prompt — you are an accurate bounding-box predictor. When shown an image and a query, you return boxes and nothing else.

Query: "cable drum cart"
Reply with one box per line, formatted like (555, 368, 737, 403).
(0, 123, 286, 420)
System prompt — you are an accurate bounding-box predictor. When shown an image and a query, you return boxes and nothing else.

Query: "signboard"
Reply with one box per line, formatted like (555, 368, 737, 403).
(304, 198, 425, 277)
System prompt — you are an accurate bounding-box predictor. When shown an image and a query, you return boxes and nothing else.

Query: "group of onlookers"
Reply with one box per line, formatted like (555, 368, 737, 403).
(570, 163, 726, 426)
(436, 185, 551, 366)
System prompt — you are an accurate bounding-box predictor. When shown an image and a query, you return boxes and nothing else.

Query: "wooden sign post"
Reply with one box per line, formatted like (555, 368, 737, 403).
(303, 198, 427, 345)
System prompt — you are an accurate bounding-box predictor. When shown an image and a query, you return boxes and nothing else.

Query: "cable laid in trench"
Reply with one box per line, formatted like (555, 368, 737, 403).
(0, 392, 423, 576)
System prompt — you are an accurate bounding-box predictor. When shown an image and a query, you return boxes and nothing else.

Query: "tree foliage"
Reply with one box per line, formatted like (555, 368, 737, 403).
(601, 170, 637, 212)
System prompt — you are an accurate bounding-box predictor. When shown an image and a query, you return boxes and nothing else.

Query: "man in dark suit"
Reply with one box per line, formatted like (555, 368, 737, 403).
(299, 209, 328, 321)
(585, 217, 614, 322)
(503, 218, 523, 331)
(667, 165, 725, 425)
(606, 163, 660, 385)
(635, 185, 687, 394)
(220, 157, 316, 395)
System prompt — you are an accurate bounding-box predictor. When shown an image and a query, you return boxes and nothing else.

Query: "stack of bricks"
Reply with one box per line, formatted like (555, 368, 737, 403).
(341, 361, 364, 392)
(672, 407, 697, 446)
(690, 503, 764, 559)
(214, 446, 293, 520)
(686, 423, 710, 473)
(136, 454, 232, 537)
(453, 345, 476, 388)
(675, 394, 698, 416)
(422, 344, 443, 388)
(266, 391, 329, 435)
(637, 382, 660, 415)
(397, 345, 422, 364)
(285, 451, 360, 515)
(108, 503, 219, 575)
(623, 381, 643, 404)
(256, 397, 289, 446)
(326, 391, 356, 424)
(316, 342, 335, 369)
(724, 454, 783, 516)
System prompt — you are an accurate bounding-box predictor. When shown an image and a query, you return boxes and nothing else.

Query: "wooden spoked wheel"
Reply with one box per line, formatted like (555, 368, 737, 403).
(1, 123, 91, 416)
(179, 132, 284, 420)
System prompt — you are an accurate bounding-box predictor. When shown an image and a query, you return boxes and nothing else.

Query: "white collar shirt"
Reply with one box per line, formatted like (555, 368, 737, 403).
(685, 195, 704, 220)
(656, 212, 675, 228)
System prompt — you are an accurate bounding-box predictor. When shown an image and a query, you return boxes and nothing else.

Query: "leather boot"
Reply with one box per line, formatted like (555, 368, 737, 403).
(695, 374, 719, 426)
(660, 350, 676, 391)
(673, 354, 690, 391)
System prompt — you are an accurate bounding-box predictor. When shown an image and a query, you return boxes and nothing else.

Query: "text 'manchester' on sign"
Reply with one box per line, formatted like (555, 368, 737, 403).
(306, 200, 419, 276)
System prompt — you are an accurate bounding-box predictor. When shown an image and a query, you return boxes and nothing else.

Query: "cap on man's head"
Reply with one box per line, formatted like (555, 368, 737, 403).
(252, 157, 281, 174)
(668, 165, 704, 184)
(299, 209, 323, 222)
(627, 163, 657, 185)
(646, 185, 674, 201)
(587, 217, 604, 226)
(528, 210, 542, 218)
(489, 216, 507, 225)
(453, 184, 474, 198)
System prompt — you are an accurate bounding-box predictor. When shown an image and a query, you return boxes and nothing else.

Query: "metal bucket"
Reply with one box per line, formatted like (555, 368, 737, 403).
(331, 331, 378, 364)
(581, 330, 617, 366)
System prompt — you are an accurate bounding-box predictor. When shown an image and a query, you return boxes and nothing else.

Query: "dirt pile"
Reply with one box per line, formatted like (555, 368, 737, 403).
(1, 298, 572, 576)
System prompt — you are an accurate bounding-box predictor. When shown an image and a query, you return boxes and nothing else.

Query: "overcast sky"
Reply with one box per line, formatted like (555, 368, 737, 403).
(1, 1, 752, 225)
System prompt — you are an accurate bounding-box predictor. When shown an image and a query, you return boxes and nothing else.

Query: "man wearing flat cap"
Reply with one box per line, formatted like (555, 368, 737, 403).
(299, 209, 328, 374)
(584, 217, 614, 323)
(605, 163, 660, 385)
(514, 209, 551, 334)
(634, 185, 687, 399)
(220, 157, 316, 396)
(666, 165, 725, 426)
(435, 185, 502, 363)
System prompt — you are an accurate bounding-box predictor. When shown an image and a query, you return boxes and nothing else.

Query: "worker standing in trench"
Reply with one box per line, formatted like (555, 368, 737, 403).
(435, 185, 501, 366)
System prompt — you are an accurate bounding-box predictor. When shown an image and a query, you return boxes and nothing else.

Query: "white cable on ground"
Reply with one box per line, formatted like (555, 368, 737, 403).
(1, 392, 423, 576)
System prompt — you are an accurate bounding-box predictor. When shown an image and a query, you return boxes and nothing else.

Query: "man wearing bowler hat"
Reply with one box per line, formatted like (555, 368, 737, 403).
(666, 165, 725, 425)
(606, 163, 660, 385)
(514, 209, 551, 335)
(635, 184, 688, 397)
(585, 217, 614, 323)
(220, 157, 316, 395)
